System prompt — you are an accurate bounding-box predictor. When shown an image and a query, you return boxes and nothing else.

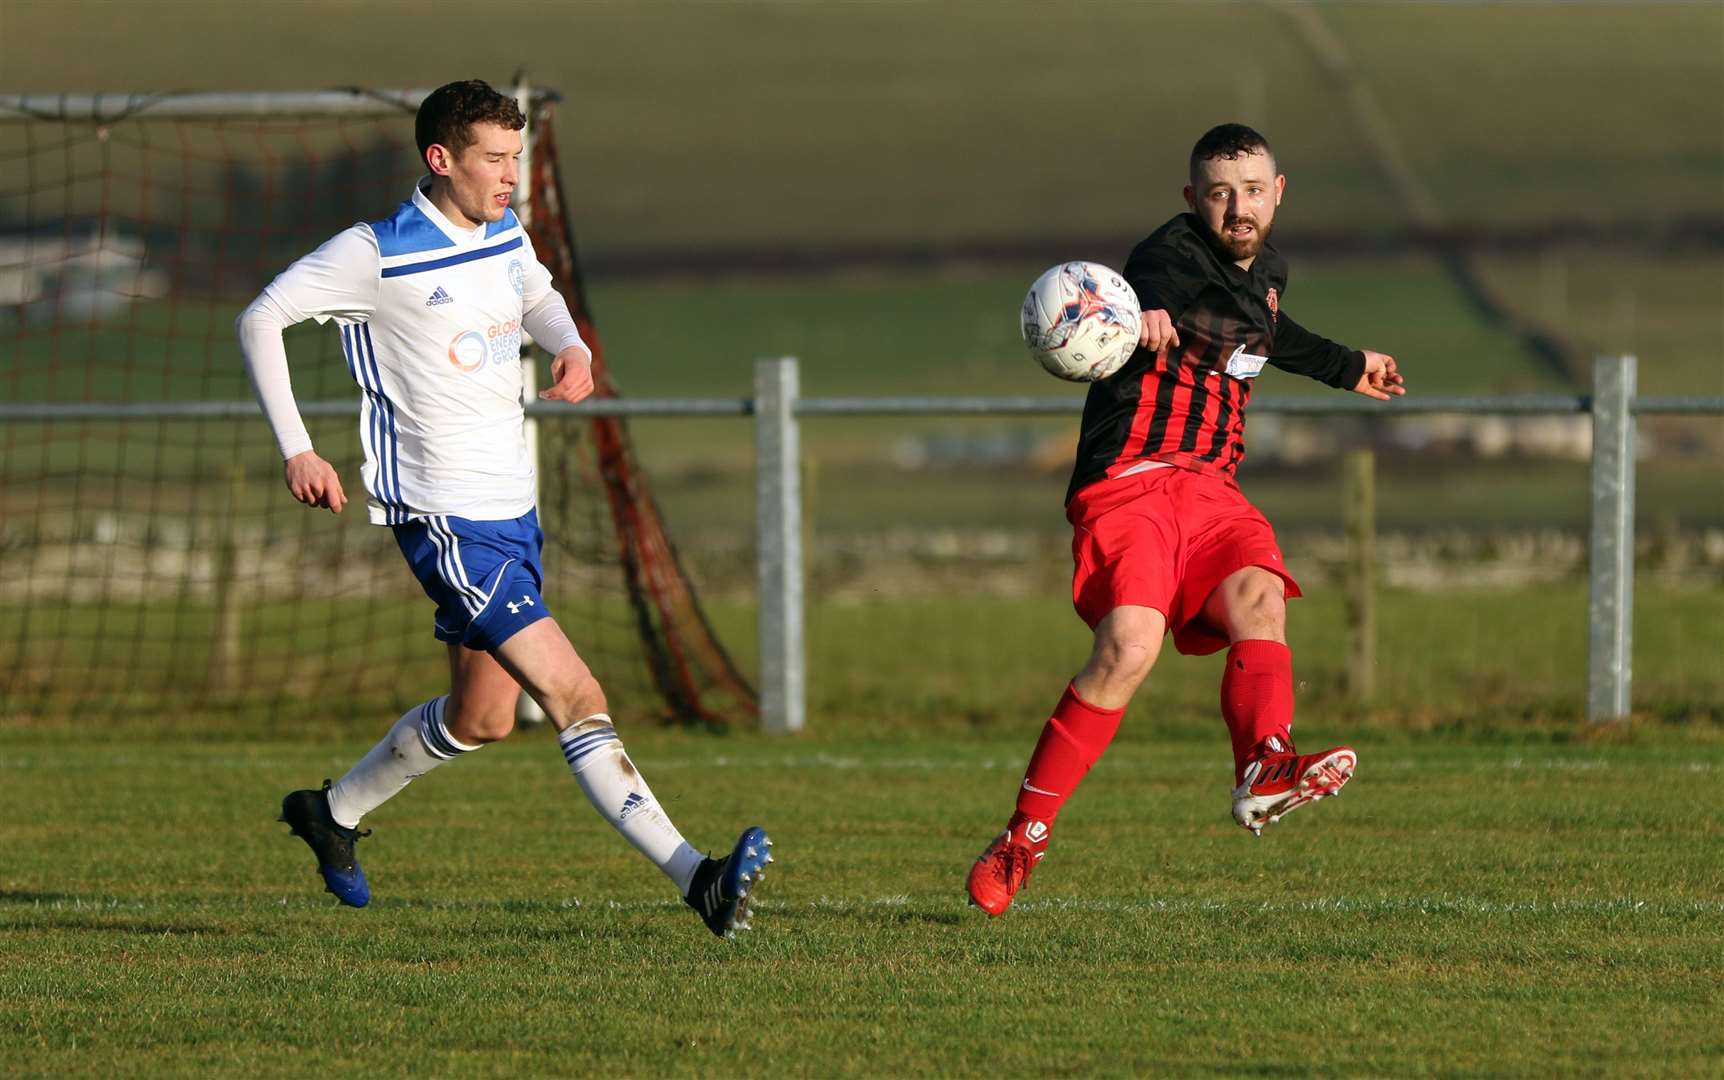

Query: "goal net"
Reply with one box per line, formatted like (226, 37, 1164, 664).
(0, 89, 756, 727)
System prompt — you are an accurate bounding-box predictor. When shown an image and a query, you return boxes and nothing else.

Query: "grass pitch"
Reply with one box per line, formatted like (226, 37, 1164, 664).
(3, 727, 1720, 1077)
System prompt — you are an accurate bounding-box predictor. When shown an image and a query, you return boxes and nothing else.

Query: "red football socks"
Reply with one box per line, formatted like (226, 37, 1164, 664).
(1220, 639, 1295, 783)
(1013, 683, 1126, 826)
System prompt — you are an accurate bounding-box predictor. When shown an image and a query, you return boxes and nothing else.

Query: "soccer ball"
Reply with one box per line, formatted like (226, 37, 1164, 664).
(1020, 261, 1142, 382)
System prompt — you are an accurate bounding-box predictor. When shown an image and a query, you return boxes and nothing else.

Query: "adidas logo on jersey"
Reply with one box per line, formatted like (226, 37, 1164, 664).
(425, 286, 454, 307)
(618, 792, 649, 822)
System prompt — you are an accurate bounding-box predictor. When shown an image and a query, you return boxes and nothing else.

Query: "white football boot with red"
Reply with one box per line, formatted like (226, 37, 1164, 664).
(1230, 735, 1356, 835)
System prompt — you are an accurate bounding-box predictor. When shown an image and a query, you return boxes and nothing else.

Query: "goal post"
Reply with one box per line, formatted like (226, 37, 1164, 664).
(0, 87, 757, 728)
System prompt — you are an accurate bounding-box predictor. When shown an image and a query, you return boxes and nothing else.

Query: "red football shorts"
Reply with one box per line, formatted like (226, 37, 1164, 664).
(1066, 466, 1301, 656)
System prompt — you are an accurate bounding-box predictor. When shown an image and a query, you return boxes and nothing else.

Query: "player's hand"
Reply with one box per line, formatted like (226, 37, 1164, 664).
(538, 345, 595, 403)
(283, 450, 346, 514)
(1351, 350, 1405, 401)
(1138, 309, 1180, 353)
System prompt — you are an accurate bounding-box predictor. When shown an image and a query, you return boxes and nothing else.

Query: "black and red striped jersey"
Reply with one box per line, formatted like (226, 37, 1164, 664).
(1066, 213, 1366, 503)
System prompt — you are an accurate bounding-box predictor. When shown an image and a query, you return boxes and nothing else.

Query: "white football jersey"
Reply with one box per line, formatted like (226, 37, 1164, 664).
(258, 181, 584, 525)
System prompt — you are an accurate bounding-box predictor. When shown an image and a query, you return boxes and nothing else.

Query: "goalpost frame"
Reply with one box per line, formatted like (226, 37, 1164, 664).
(0, 84, 763, 729)
(1, 85, 564, 726)
(1, 90, 433, 122)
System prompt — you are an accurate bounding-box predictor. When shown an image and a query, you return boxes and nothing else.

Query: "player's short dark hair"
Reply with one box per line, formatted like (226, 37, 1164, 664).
(1189, 123, 1275, 181)
(415, 80, 525, 165)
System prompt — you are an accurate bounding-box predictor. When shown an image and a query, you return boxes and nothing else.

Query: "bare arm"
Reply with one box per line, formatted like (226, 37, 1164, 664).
(1351, 350, 1405, 401)
(280, 449, 348, 513)
(1136, 309, 1181, 352)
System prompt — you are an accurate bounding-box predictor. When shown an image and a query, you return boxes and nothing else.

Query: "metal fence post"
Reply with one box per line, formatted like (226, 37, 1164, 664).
(754, 358, 805, 734)
(1587, 354, 1636, 721)
(1342, 449, 1376, 704)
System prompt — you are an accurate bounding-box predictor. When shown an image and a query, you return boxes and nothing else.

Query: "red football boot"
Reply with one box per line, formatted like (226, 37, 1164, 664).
(1231, 739, 1356, 835)
(966, 816, 1049, 916)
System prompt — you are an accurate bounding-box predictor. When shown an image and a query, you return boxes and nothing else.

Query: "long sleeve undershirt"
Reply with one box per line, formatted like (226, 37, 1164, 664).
(234, 231, 587, 462)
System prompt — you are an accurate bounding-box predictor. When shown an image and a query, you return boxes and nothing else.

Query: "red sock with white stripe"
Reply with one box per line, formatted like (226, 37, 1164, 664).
(1010, 683, 1125, 836)
(1220, 639, 1295, 784)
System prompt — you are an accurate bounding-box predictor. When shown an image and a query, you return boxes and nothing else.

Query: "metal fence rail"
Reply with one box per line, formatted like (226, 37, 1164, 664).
(753, 355, 1706, 731)
(9, 354, 1721, 731)
(9, 391, 1719, 424)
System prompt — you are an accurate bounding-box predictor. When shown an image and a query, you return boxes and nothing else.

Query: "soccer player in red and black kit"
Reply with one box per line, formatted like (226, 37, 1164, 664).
(968, 123, 1405, 916)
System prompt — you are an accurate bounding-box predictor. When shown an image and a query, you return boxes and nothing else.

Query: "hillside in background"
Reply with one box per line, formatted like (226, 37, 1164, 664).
(2, 1, 1719, 259)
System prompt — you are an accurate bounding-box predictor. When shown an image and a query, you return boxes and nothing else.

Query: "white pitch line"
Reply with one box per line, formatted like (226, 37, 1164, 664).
(789, 895, 1724, 917)
(599, 752, 1717, 769)
(0, 752, 1712, 774)
(11, 894, 1722, 918)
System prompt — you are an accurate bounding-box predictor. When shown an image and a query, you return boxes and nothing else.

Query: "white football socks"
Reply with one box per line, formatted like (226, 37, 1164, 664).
(325, 696, 477, 829)
(558, 714, 705, 895)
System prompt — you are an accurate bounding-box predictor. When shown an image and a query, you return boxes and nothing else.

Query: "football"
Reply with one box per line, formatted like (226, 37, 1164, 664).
(1020, 261, 1142, 382)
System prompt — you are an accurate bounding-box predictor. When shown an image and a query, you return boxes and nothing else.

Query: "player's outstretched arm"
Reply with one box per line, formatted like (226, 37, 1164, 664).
(538, 344, 595, 404)
(1269, 312, 1398, 398)
(1351, 350, 1406, 401)
(282, 450, 347, 514)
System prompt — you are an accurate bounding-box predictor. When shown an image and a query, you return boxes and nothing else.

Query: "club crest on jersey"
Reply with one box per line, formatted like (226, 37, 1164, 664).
(1266, 287, 1279, 323)
(507, 259, 525, 298)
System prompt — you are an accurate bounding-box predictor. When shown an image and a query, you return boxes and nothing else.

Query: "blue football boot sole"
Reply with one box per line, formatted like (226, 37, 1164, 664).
(685, 825, 773, 939)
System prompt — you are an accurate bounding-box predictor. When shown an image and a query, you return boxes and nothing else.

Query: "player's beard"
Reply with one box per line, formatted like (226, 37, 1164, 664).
(1212, 215, 1271, 262)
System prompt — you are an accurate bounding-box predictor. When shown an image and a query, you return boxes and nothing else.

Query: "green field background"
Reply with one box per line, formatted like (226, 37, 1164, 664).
(4, 1, 1720, 253)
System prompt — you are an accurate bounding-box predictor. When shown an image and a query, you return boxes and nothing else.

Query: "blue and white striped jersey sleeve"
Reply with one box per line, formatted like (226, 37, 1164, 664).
(238, 224, 381, 461)
(262, 224, 381, 326)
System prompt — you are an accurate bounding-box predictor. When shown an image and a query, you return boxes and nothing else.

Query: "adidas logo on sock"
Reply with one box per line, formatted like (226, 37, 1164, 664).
(618, 791, 648, 821)
(425, 286, 454, 306)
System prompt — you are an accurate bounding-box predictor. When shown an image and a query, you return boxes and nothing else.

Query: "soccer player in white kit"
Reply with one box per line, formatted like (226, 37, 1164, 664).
(236, 80, 771, 937)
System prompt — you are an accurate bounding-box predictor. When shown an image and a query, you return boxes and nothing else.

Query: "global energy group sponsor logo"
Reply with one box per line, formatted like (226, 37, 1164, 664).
(507, 259, 525, 298)
(450, 320, 523, 373)
(488, 318, 522, 367)
(448, 330, 487, 372)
